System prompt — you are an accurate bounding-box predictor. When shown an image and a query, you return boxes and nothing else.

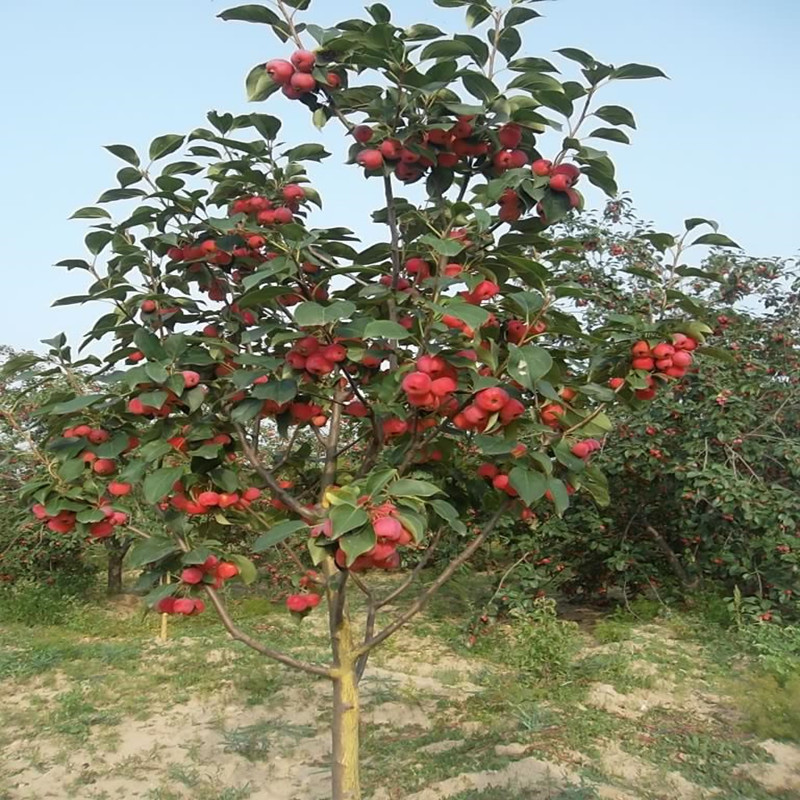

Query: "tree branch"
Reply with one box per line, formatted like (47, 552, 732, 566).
(234, 424, 318, 522)
(320, 384, 347, 499)
(646, 525, 699, 592)
(355, 502, 511, 656)
(204, 586, 331, 677)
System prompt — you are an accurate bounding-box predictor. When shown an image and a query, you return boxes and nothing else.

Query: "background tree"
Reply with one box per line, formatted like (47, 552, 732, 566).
(470, 199, 799, 623)
(20, 1, 727, 797)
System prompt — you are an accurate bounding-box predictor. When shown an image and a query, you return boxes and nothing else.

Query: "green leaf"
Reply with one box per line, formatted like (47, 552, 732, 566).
(461, 71, 498, 101)
(145, 581, 179, 607)
(509, 467, 547, 507)
(144, 363, 169, 384)
(253, 519, 308, 551)
(104, 144, 140, 166)
(129, 537, 180, 568)
(388, 479, 442, 498)
(231, 398, 263, 424)
(182, 547, 213, 565)
(227, 554, 258, 585)
(402, 20, 445, 41)
(691, 233, 741, 249)
(508, 344, 553, 389)
(420, 39, 477, 61)
(304, 537, 327, 567)
(466, 4, 491, 27)
(330, 505, 369, 538)
(134, 328, 167, 361)
(495, 27, 521, 60)
(70, 206, 111, 220)
(430, 499, 467, 534)
(97, 188, 146, 203)
(553, 440, 587, 473)
(58, 459, 86, 483)
(699, 346, 737, 364)
(85, 230, 114, 255)
(149, 134, 185, 162)
(505, 7, 541, 25)
(294, 300, 355, 326)
(440, 301, 490, 329)
(582, 465, 609, 507)
(393, 509, 427, 543)
(589, 127, 630, 145)
(419, 233, 465, 256)
(611, 63, 668, 80)
(254, 378, 298, 406)
(245, 64, 280, 102)
(340, 527, 376, 566)
(364, 320, 412, 340)
(546, 478, 570, 516)
(593, 104, 636, 129)
(684, 217, 718, 232)
(143, 466, 185, 504)
(472, 435, 515, 456)
(367, 3, 391, 22)
(218, 4, 281, 24)
(283, 143, 331, 162)
(51, 395, 104, 414)
(555, 48, 595, 68)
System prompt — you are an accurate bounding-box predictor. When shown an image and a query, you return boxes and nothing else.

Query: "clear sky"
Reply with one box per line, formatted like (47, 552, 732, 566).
(1, 0, 798, 352)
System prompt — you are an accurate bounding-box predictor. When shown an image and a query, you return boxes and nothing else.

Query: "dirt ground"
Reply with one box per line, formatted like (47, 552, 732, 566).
(1, 598, 799, 800)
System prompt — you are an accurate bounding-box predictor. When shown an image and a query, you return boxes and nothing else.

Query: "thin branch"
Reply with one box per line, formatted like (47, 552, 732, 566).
(320, 385, 347, 499)
(383, 174, 403, 322)
(355, 502, 512, 657)
(204, 586, 331, 677)
(234, 424, 318, 522)
(646, 525, 698, 592)
(274, 0, 304, 48)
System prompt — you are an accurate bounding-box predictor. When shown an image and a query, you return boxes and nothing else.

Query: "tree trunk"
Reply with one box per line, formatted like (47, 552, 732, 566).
(330, 598, 361, 799)
(105, 539, 131, 595)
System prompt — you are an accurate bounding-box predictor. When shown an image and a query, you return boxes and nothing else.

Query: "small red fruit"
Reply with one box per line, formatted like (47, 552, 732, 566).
(182, 370, 201, 388)
(93, 458, 116, 476)
(357, 149, 384, 170)
(181, 567, 204, 585)
(290, 49, 316, 73)
(266, 59, 295, 85)
(353, 125, 374, 143)
(532, 159, 553, 177)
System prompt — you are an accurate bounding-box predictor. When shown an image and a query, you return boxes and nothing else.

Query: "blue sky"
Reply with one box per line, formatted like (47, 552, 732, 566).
(1, 0, 798, 352)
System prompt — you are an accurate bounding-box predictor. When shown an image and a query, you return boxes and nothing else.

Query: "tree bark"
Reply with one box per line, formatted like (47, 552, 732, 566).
(645, 525, 700, 595)
(105, 539, 131, 595)
(330, 603, 361, 800)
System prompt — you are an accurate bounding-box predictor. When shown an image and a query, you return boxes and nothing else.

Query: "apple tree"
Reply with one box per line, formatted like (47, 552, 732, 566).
(25, 1, 719, 796)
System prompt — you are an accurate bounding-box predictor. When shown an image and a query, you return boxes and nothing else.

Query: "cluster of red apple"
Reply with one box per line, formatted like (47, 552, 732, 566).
(156, 596, 206, 616)
(477, 463, 519, 497)
(352, 119, 532, 185)
(570, 438, 602, 459)
(453, 386, 525, 432)
(265, 50, 341, 99)
(286, 592, 322, 615)
(311, 500, 414, 574)
(31, 501, 127, 539)
(401, 355, 459, 411)
(507, 318, 548, 344)
(181, 556, 239, 587)
(631, 334, 697, 378)
(166, 484, 262, 516)
(230, 184, 306, 224)
(286, 335, 348, 378)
